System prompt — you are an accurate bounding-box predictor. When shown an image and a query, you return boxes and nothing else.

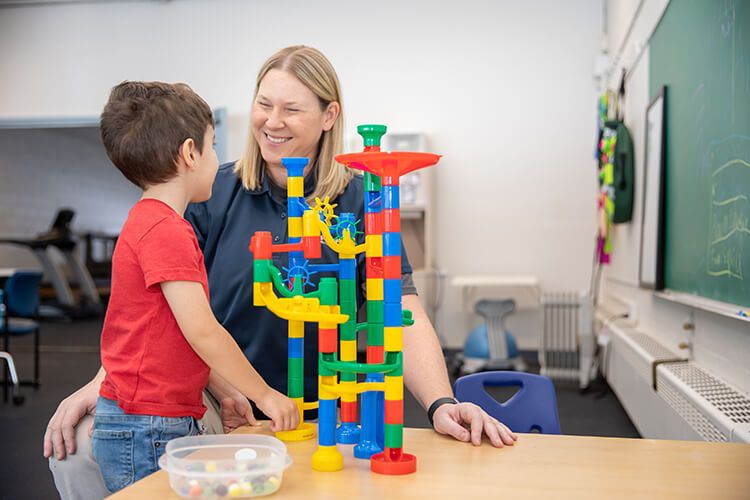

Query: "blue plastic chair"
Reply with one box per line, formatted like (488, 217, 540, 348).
(2, 270, 43, 401)
(454, 371, 561, 434)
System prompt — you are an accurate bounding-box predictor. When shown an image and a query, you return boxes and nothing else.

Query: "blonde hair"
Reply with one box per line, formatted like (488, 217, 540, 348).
(235, 45, 352, 202)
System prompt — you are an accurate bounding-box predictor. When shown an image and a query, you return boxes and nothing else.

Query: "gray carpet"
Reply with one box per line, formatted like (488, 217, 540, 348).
(0, 319, 637, 500)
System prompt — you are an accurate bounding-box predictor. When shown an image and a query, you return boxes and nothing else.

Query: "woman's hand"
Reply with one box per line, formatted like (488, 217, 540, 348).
(219, 395, 259, 433)
(208, 370, 261, 433)
(43, 381, 99, 460)
(432, 402, 518, 447)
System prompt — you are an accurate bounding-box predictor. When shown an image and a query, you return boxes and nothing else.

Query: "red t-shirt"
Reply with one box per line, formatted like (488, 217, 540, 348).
(100, 199, 210, 418)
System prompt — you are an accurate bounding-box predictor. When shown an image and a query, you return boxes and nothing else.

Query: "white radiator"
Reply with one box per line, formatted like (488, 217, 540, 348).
(657, 362, 750, 443)
(602, 319, 750, 443)
(538, 292, 594, 389)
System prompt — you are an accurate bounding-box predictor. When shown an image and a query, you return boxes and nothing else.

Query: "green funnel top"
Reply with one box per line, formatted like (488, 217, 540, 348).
(357, 124, 387, 147)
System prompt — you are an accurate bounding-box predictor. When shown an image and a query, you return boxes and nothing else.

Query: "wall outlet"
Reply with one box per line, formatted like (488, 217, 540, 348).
(622, 298, 638, 325)
(610, 294, 638, 325)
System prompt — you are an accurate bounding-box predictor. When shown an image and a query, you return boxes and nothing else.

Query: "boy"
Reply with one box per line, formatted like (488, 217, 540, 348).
(93, 81, 298, 493)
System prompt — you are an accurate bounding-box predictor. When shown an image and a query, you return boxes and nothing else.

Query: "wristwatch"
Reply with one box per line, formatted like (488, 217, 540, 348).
(427, 397, 459, 427)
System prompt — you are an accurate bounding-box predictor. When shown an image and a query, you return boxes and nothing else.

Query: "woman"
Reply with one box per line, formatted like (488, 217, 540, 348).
(45, 46, 516, 500)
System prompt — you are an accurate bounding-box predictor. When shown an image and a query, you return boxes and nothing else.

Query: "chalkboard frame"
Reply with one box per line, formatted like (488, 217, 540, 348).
(639, 86, 667, 290)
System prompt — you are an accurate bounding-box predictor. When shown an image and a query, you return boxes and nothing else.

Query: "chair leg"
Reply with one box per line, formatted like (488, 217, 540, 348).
(0, 352, 24, 405)
(3, 330, 8, 403)
(2, 356, 7, 404)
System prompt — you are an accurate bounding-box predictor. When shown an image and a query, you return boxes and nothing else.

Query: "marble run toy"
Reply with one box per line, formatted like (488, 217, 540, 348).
(248, 124, 440, 475)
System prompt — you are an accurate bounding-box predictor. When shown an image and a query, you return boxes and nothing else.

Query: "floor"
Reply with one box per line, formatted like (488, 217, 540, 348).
(0, 317, 638, 500)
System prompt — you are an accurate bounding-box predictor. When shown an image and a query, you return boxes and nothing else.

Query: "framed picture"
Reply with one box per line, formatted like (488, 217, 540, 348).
(639, 86, 667, 290)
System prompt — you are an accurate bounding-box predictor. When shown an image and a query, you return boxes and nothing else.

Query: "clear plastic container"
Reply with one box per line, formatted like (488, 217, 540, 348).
(158, 434, 292, 498)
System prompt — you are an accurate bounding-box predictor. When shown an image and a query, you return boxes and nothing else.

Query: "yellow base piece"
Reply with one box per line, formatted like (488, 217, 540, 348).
(312, 445, 344, 472)
(275, 422, 316, 442)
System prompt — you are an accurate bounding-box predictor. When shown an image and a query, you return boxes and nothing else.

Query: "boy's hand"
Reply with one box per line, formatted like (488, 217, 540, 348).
(255, 389, 299, 432)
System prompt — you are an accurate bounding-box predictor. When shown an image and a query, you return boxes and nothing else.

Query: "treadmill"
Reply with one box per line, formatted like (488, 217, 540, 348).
(0, 209, 102, 319)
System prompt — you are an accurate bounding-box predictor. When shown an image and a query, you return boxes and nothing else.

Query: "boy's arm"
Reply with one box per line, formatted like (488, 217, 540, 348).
(161, 281, 298, 432)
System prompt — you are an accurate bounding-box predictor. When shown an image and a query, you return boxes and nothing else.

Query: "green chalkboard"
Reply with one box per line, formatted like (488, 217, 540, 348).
(650, 0, 750, 308)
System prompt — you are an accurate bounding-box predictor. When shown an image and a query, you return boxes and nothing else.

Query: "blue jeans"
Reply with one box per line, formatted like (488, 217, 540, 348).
(92, 397, 199, 493)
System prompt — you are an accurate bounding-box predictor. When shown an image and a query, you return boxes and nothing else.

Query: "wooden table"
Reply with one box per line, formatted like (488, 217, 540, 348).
(111, 425, 750, 499)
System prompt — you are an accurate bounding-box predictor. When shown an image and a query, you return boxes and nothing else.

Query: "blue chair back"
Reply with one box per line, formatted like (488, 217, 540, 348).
(4, 271, 43, 318)
(454, 371, 561, 434)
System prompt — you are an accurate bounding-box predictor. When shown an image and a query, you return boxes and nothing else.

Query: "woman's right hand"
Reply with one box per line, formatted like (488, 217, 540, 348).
(43, 381, 99, 460)
(255, 388, 299, 432)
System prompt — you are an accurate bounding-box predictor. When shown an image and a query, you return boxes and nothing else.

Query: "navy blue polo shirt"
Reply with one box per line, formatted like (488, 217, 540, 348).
(185, 162, 414, 402)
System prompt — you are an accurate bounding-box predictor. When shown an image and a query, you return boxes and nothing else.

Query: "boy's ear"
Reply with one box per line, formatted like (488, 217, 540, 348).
(176, 138, 198, 171)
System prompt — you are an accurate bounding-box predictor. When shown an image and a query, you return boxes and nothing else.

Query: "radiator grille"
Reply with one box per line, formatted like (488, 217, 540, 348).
(628, 332, 680, 360)
(662, 362, 750, 425)
(539, 292, 593, 388)
(610, 328, 681, 387)
(658, 375, 728, 441)
(604, 319, 749, 442)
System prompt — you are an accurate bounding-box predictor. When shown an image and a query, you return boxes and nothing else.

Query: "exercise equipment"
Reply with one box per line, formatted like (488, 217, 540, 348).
(0, 209, 102, 318)
(455, 299, 526, 376)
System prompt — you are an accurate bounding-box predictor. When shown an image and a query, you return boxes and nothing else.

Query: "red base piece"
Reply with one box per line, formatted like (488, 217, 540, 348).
(370, 452, 417, 475)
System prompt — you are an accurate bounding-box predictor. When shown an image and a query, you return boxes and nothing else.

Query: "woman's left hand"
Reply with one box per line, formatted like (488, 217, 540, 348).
(219, 395, 260, 433)
(432, 402, 518, 447)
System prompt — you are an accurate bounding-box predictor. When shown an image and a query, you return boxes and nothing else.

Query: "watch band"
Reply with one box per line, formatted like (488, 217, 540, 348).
(427, 397, 458, 427)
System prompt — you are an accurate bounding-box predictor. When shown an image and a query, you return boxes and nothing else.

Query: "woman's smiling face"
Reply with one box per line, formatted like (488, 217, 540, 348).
(251, 68, 338, 175)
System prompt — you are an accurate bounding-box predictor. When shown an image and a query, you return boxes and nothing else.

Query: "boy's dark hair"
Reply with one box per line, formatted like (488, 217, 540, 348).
(100, 81, 213, 189)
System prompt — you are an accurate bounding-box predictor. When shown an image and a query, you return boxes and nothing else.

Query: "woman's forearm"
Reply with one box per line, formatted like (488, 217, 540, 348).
(401, 294, 454, 410)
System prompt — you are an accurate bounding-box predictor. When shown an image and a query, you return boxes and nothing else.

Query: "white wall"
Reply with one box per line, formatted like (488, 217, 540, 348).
(0, 0, 603, 348)
(601, 0, 750, 395)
